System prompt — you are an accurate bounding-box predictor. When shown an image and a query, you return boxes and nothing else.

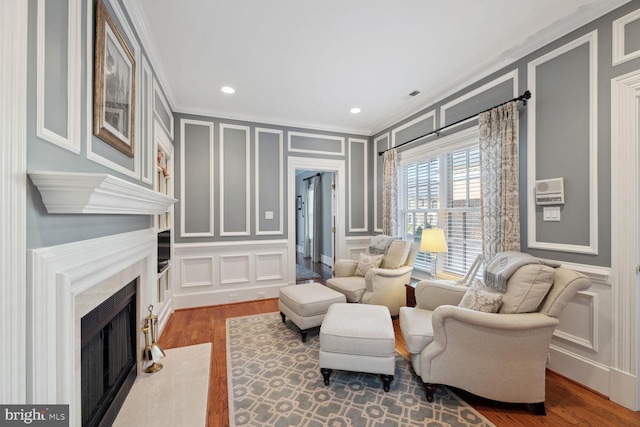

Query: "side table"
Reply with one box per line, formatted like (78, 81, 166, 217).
(405, 279, 458, 307)
(405, 282, 418, 308)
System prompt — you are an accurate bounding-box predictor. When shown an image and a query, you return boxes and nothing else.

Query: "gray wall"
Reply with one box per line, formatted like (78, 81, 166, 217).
(26, 0, 172, 249)
(371, 1, 640, 267)
(174, 113, 368, 244)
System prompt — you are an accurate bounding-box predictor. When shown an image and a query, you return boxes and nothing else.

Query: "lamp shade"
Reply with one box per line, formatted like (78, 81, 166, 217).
(420, 228, 448, 253)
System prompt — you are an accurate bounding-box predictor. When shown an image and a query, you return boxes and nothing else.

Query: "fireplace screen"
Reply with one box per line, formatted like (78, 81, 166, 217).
(81, 280, 137, 427)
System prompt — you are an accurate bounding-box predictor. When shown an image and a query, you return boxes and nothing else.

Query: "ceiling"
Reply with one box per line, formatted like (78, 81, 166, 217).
(127, 0, 627, 135)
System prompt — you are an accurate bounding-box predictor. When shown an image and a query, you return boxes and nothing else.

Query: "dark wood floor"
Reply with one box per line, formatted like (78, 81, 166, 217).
(295, 252, 332, 284)
(158, 260, 640, 427)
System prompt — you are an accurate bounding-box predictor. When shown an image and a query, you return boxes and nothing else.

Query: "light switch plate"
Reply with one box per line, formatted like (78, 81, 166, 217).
(543, 206, 561, 221)
(265, 211, 273, 220)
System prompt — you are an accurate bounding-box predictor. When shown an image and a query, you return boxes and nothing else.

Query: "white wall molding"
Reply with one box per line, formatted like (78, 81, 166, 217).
(552, 290, 598, 352)
(173, 240, 288, 307)
(373, 133, 389, 233)
(348, 138, 368, 233)
(391, 110, 436, 148)
(36, 0, 81, 154)
(0, 0, 28, 404)
(439, 69, 518, 129)
(255, 128, 284, 235)
(527, 30, 599, 255)
(153, 77, 174, 139)
(612, 8, 640, 66)
(28, 171, 177, 214)
(220, 123, 251, 236)
(610, 68, 640, 410)
(140, 57, 153, 184)
(288, 131, 345, 156)
(179, 118, 214, 237)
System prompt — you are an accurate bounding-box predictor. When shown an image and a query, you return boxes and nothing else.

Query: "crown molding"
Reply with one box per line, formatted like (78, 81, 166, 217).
(29, 171, 177, 215)
(373, 0, 631, 135)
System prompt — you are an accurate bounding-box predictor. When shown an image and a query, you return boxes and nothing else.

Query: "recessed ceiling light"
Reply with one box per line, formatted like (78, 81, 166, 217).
(350, 107, 361, 114)
(221, 86, 235, 94)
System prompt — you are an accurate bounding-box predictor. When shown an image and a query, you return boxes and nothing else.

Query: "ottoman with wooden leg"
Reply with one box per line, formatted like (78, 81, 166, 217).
(319, 303, 396, 392)
(278, 282, 346, 342)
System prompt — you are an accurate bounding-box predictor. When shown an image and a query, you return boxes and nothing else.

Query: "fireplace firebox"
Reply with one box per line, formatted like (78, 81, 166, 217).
(80, 280, 137, 427)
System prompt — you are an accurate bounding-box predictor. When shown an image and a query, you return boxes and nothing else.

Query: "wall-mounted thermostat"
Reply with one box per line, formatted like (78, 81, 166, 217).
(535, 178, 564, 205)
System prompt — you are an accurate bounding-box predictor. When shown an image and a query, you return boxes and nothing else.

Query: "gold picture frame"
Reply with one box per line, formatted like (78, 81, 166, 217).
(93, 0, 135, 157)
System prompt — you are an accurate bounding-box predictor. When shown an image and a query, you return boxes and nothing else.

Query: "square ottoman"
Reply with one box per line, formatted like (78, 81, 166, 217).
(279, 283, 346, 342)
(319, 303, 395, 391)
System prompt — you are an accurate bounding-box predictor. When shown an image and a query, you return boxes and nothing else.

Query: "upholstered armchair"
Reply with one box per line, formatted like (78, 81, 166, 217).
(326, 240, 419, 316)
(399, 263, 591, 415)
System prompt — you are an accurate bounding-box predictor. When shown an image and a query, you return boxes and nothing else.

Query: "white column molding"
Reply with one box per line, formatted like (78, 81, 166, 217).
(610, 69, 640, 410)
(0, 0, 28, 404)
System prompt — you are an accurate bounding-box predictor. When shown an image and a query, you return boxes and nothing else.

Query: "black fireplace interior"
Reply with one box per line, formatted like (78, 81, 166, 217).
(81, 280, 137, 427)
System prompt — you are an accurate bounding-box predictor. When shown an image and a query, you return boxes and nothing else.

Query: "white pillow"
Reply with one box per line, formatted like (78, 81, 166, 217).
(381, 240, 410, 269)
(354, 253, 384, 277)
(459, 279, 503, 313)
(499, 264, 554, 314)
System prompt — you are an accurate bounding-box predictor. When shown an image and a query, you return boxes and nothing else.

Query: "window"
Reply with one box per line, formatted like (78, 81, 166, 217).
(400, 136, 482, 277)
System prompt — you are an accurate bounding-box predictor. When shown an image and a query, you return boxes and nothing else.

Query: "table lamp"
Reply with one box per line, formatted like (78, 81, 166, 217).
(420, 228, 448, 279)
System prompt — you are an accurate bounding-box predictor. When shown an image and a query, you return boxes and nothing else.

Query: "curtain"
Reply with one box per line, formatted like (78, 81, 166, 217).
(382, 149, 398, 236)
(479, 101, 520, 261)
(303, 175, 322, 262)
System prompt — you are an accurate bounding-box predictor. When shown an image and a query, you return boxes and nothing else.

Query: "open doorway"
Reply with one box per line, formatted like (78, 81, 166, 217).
(287, 156, 346, 285)
(295, 171, 335, 283)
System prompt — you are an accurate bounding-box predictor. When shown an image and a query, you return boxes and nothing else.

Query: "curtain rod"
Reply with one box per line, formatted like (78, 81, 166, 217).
(302, 172, 321, 181)
(378, 90, 531, 156)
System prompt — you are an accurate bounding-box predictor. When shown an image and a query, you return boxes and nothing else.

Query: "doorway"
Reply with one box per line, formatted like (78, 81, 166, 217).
(287, 157, 346, 285)
(295, 171, 334, 282)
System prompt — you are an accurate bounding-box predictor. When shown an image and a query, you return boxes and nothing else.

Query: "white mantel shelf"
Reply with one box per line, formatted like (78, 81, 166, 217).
(29, 171, 177, 215)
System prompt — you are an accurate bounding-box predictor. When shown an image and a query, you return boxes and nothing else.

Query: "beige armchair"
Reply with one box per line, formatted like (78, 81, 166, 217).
(399, 265, 591, 415)
(326, 240, 419, 316)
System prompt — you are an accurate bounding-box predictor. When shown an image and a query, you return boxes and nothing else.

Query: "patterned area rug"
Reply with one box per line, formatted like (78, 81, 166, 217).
(227, 312, 495, 427)
(296, 263, 321, 280)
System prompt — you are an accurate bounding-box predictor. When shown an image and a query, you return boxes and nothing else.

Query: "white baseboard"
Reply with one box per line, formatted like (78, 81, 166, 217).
(548, 344, 610, 396)
(609, 368, 640, 411)
(173, 282, 287, 309)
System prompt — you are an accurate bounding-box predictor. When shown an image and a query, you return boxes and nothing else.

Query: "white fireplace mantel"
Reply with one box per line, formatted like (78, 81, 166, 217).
(29, 171, 177, 214)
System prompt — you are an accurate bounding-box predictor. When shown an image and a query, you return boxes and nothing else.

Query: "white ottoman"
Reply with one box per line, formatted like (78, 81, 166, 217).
(319, 303, 395, 391)
(279, 283, 346, 342)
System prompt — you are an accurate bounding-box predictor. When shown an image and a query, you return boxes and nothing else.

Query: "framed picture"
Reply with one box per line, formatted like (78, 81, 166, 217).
(93, 0, 135, 157)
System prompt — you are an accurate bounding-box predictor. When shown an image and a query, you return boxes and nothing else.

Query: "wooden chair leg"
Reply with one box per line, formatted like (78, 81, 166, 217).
(530, 402, 546, 415)
(423, 383, 438, 402)
(321, 368, 332, 386)
(381, 375, 393, 392)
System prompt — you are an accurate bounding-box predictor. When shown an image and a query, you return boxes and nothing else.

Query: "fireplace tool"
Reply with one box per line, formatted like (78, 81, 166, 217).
(142, 304, 165, 373)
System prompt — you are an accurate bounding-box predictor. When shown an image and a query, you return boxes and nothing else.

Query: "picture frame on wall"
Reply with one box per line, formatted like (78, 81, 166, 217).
(93, 0, 135, 157)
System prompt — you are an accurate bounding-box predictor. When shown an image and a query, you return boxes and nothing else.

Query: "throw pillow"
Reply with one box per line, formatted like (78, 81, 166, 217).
(458, 279, 503, 313)
(354, 253, 384, 277)
(381, 240, 411, 269)
(499, 264, 555, 314)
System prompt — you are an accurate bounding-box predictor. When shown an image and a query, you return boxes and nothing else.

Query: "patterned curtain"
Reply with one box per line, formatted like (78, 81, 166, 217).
(382, 149, 398, 236)
(479, 101, 520, 261)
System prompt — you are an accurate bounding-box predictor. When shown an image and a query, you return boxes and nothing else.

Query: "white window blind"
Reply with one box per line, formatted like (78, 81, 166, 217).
(400, 143, 482, 277)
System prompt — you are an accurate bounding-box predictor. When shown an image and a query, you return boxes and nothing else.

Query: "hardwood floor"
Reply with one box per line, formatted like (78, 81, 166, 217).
(295, 252, 332, 284)
(159, 261, 640, 426)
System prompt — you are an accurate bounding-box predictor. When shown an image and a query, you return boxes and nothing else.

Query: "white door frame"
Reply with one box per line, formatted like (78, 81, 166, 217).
(610, 69, 640, 410)
(288, 157, 345, 284)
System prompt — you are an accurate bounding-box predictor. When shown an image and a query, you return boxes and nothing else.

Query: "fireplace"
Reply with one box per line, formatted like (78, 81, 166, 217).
(28, 229, 156, 427)
(81, 280, 137, 427)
